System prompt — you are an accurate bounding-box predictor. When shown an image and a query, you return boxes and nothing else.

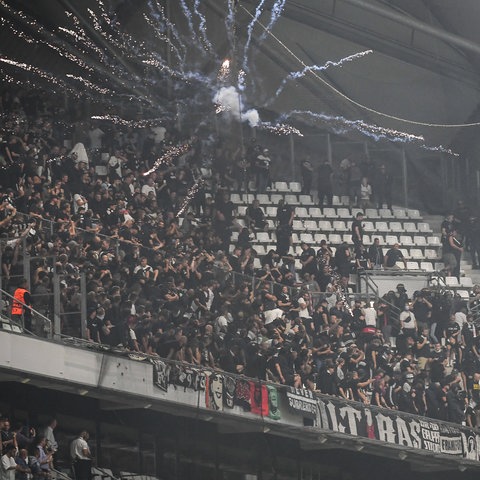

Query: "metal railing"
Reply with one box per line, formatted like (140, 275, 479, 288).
(0, 287, 53, 338)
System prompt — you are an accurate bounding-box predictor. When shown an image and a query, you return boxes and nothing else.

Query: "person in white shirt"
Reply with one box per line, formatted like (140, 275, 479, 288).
(70, 431, 91, 480)
(364, 301, 377, 328)
(0, 445, 17, 480)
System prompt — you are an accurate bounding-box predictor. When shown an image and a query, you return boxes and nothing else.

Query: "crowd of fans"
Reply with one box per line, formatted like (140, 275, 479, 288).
(2, 87, 480, 429)
(0, 415, 93, 480)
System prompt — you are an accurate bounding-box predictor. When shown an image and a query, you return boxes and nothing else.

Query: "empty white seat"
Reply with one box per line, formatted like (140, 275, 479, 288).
(270, 194, 283, 204)
(406, 261, 419, 270)
(363, 234, 372, 245)
(457, 290, 470, 300)
(420, 261, 434, 272)
(291, 233, 300, 244)
(410, 248, 424, 259)
(376, 222, 390, 232)
(389, 222, 403, 232)
(445, 276, 459, 287)
(337, 208, 351, 218)
(253, 257, 262, 269)
(399, 235, 414, 247)
(292, 220, 304, 230)
(294, 258, 302, 270)
(365, 208, 380, 219)
(404, 222, 418, 233)
(400, 248, 409, 258)
(296, 207, 309, 218)
(274, 181, 289, 191)
(266, 206, 277, 217)
(299, 194, 314, 206)
(379, 208, 394, 219)
(413, 235, 427, 247)
(231, 193, 242, 203)
(351, 208, 364, 218)
(304, 220, 318, 231)
(238, 205, 247, 216)
(460, 277, 474, 288)
(309, 207, 322, 218)
(294, 245, 303, 256)
(254, 244, 267, 256)
(396, 261, 406, 269)
(242, 193, 255, 204)
(231, 231, 239, 243)
(340, 195, 350, 205)
(425, 249, 438, 259)
(318, 220, 333, 231)
(329, 234, 342, 244)
(363, 221, 376, 233)
(323, 208, 338, 218)
(408, 209, 421, 219)
(256, 194, 271, 204)
(300, 233, 315, 244)
(285, 194, 299, 205)
(392, 208, 408, 219)
(418, 222, 433, 233)
(333, 221, 348, 232)
(427, 236, 441, 246)
(314, 233, 328, 242)
(385, 235, 399, 245)
(332, 195, 341, 206)
(266, 244, 277, 253)
(289, 182, 301, 192)
(237, 218, 246, 228)
(256, 232, 271, 243)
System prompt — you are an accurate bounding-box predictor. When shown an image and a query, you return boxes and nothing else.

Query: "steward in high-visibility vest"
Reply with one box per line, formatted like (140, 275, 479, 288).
(11, 278, 32, 332)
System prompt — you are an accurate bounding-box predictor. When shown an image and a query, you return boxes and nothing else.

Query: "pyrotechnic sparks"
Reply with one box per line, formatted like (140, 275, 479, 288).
(259, 0, 287, 41)
(66, 74, 112, 95)
(272, 50, 373, 102)
(218, 59, 231, 82)
(176, 179, 204, 217)
(258, 123, 303, 137)
(143, 143, 192, 176)
(281, 110, 425, 144)
(194, 0, 214, 52)
(91, 115, 167, 128)
(179, 0, 198, 41)
(243, 0, 267, 72)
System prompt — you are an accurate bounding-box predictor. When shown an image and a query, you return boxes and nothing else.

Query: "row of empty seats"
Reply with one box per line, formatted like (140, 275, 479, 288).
(237, 230, 441, 250)
(233, 195, 421, 219)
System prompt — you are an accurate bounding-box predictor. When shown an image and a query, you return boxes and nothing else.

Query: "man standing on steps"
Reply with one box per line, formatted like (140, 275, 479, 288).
(70, 431, 91, 480)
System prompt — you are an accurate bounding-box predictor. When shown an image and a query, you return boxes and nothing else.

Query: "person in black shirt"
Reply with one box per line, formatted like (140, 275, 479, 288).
(351, 212, 364, 251)
(299, 242, 317, 276)
(317, 160, 333, 206)
(368, 237, 384, 269)
(384, 244, 406, 269)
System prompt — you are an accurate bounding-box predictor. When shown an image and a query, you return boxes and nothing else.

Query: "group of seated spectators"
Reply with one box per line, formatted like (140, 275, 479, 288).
(2, 87, 480, 428)
(0, 417, 57, 480)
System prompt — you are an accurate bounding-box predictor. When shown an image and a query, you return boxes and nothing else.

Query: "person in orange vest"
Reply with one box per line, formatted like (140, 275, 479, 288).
(11, 278, 32, 332)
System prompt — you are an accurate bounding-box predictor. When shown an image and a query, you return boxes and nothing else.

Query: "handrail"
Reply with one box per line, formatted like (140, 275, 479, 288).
(0, 287, 53, 338)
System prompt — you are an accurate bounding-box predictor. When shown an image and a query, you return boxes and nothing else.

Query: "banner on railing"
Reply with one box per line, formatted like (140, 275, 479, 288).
(150, 358, 480, 461)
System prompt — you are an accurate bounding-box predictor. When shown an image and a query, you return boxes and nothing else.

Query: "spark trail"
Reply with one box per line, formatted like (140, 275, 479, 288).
(243, 0, 267, 72)
(259, 0, 287, 41)
(271, 50, 373, 104)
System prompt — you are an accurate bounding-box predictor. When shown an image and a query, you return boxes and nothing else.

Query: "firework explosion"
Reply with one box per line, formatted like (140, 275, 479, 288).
(0, 0, 459, 153)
